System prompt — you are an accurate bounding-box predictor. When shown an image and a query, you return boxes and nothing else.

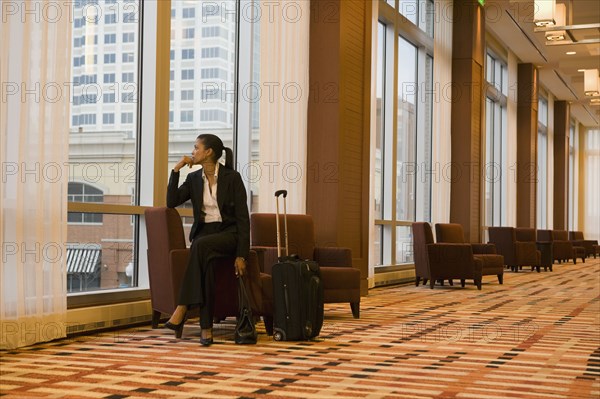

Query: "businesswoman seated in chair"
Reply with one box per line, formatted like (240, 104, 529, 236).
(164, 133, 250, 346)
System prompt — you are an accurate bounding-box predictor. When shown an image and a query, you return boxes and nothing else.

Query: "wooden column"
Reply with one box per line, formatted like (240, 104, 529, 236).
(450, 1, 485, 242)
(553, 101, 569, 230)
(307, 0, 370, 295)
(516, 63, 538, 228)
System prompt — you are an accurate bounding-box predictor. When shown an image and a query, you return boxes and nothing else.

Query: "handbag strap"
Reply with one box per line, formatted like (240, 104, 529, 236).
(237, 276, 256, 312)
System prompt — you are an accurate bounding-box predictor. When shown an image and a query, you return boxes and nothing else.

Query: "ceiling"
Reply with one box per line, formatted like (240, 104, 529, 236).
(485, 0, 600, 127)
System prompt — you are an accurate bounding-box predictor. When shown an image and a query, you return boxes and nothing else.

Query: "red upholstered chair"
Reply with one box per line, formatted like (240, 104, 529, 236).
(144, 207, 273, 337)
(435, 223, 504, 284)
(250, 213, 361, 318)
(516, 227, 553, 271)
(412, 222, 483, 289)
(488, 227, 541, 272)
(569, 231, 599, 259)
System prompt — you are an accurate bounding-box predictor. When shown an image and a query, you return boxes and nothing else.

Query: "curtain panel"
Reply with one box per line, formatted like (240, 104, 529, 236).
(257, 0, 310, 214)
(1, 1, 71, 349)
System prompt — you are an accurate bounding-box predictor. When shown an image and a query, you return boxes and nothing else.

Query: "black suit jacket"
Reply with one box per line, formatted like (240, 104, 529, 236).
(167, 166, 250, 259)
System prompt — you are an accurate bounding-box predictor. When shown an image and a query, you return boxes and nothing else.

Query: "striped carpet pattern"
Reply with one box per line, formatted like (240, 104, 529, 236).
(1, 259, 599, 398)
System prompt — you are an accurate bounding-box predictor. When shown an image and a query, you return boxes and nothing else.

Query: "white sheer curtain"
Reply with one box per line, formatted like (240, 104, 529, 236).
(431, 0, 453, 226)
(257, 0, 310, 214)
(1, 1, 71, 349)
(583, 129, 600, 241)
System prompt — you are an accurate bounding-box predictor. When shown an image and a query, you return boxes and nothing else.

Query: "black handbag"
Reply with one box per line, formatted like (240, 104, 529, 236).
(234, 276, 257, 344)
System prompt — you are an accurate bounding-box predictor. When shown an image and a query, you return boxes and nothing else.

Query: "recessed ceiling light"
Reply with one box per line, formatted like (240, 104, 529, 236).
(566, 51, 577, 55)
(578, 69, 585, 72)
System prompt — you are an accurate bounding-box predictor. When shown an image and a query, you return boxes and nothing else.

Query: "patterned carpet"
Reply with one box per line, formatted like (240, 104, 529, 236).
(1, 259, 599, 399)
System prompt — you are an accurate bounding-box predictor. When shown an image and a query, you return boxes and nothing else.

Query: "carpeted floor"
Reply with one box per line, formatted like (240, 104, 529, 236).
(1, 259, 599, 399)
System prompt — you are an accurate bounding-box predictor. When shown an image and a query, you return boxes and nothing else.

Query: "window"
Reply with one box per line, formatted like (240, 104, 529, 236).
(374, 13, 434, 269)
(181, 69, 194, 80)
(103, 73, 115, 83)
(121, 112, 134, 124)
(104, 53, 116, 64)
(537, 97, 549, 229)
(484, 52, 508, 227)
(374, 22, 386, 266)
(67, 183, 103, 224)
(182, 7, 195, 18)
(182, 49, 195, 60)
(180, 110, 194, 122)
(183, 28, 195, 39)
(201, 47, 228, 59)
(103, 93, 115, 103)
(122, 72, 134, 83)
(398, 0, 434, 37)
(102, 113, 115, 124)
(123, 32, 135, 43)
(181, 90, 194, 101)
(105, 13, 117, 24)
(104, 33, 116, 44)
(122, 53, 134, 63)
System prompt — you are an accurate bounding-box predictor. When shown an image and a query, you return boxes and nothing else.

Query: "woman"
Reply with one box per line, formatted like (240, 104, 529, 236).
(164, 134, 249, 346)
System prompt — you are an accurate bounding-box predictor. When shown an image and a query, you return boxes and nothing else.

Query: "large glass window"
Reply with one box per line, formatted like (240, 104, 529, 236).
(68, 0, 141, 293)
(374, 16, 433, 269)
(537, 97, 548, 229)
(399, 0, 434, 36)
(484, 53, 508, 228)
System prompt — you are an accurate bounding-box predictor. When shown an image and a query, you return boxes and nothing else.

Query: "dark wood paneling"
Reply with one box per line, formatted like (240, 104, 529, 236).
(450, 1, 485, 243)
(516, 63, 538, 228)
(307, 0, 370, 294)
(553, 101, 569, 230)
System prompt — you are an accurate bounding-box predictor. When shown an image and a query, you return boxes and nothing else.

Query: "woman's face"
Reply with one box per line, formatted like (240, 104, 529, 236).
(192, 139, 213, 164)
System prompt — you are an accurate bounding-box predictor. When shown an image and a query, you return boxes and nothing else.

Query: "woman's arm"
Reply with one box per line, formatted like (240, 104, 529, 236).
(166, 156, 194, 208)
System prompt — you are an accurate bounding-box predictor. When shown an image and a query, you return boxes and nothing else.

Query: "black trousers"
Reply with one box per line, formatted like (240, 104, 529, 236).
(178, 222, 237, 329)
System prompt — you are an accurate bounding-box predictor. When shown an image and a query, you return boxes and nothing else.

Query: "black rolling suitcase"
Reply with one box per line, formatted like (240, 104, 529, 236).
(271, 190, 324, 341)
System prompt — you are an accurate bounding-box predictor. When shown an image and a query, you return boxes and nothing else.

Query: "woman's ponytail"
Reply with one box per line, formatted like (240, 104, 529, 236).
(223, 147, 234, 169)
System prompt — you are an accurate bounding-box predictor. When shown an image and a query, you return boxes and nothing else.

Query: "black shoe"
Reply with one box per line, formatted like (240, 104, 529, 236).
(164, 317, 186, 338)
(200, 336, 214, 346)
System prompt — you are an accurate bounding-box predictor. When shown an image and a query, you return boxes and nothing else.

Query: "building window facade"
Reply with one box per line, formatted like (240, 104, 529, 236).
(537, 96, 549, 229)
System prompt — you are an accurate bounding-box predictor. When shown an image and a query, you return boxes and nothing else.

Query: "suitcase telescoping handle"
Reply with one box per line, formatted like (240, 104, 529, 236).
(274, 190, 289, 259)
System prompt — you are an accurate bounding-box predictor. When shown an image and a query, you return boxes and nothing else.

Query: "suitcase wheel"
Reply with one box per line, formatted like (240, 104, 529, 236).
(273, 331, 283, 341)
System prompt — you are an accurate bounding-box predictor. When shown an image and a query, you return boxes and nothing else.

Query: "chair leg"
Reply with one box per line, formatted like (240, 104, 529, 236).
(438, 279, 444, 286)
(151, 310, 161, 329)
(430, 279, 435, 289)
(263, 316, 273, 336)
(460, 279, 465, 287)
(448, 279, 453, 286)
(423, 278, 428, 286)
(415, 276, 421, 287)
(497, 274, 503, 284)
(350, 302, 360, 319)
(475, 278, 482, 290)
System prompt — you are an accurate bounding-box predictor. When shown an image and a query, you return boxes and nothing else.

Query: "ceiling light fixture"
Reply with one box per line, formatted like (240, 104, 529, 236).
(545, 30, 566, 41)
(534, 0, 556, 27)
(584, 69, 600, 96)
(566, 51, 577, 55)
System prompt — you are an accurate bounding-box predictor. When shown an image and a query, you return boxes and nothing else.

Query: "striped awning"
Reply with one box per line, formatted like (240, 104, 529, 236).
(66, 244, 101, 274)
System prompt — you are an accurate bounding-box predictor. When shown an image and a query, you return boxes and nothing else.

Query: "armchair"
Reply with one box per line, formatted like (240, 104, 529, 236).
(569, 231, 599, 259)
(515, 227, 552, 271)
(144, 207, 273, 337)
(412, 222, 482, 289)
(488, 227, 541, 272)
(538, 229, 584, 264)
(435, 223, 504, 284)
(250, 213, 361, 318)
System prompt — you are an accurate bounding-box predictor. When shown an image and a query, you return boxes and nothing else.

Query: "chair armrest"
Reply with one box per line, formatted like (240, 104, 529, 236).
(314, 247, 352, 267)
(250, 246, 279, 274)
(472, 243, 497, 254)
